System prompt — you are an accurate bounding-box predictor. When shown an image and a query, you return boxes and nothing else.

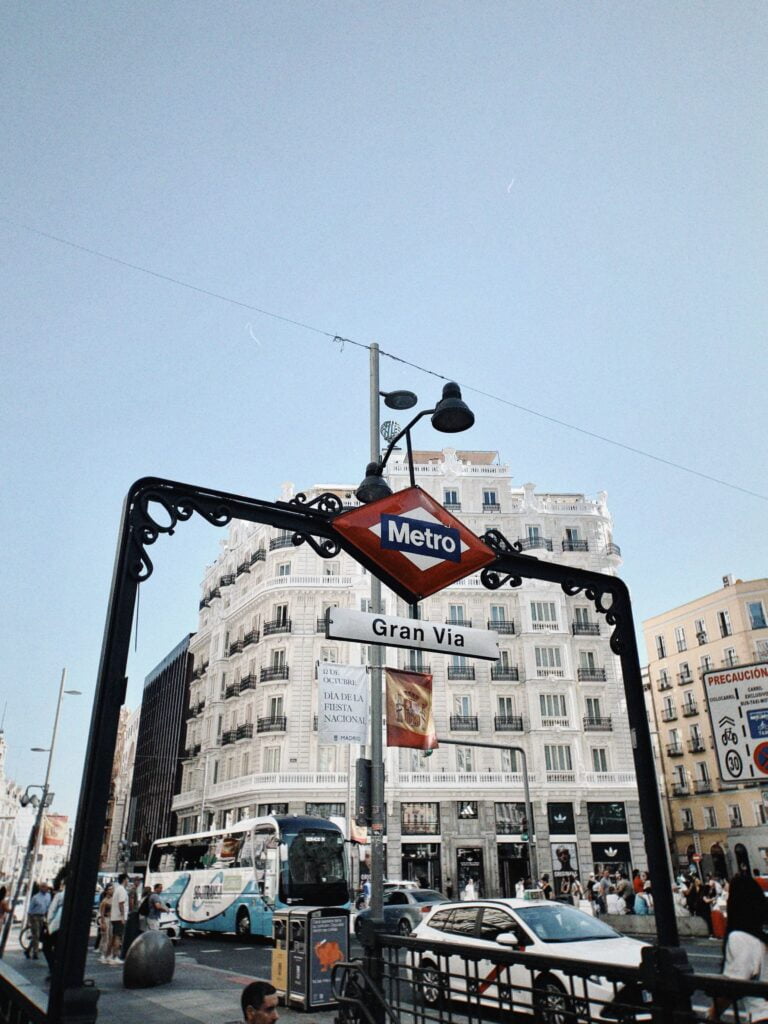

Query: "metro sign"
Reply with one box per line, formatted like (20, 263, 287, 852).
(332, 486, 495, 602)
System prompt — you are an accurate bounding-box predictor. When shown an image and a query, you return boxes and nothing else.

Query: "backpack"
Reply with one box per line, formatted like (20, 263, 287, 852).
(137, 893, 151, 918)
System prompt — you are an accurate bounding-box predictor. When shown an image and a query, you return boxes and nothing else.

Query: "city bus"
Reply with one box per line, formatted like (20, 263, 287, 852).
(145, 814, 349, 938)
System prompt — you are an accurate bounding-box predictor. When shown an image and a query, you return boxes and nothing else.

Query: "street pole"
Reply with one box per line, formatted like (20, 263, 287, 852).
(29, 668, 68, 888)
(368, 343, 386, 922)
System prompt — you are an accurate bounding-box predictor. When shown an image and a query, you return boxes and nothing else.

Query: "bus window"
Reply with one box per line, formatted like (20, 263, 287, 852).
(213, 834, 242, 866)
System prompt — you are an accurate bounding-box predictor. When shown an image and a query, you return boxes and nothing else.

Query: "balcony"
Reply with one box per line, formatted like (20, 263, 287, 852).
(449, 715, 478, 731)
(518, 536, 553, 552)
(577, 667, 607, 682)
(257, 716, 287, 733)
(722, 656, 739, 668)
(546, 771, 576, 784)
(694, 779, 714, 794)
(494, 715, 524, 732)
(572, 621, 600, 636)
(209, 586, 221, 601)
(250, 548, 266, 564)
(541, 717, 571, 729)
(562, 539, 589, 552)
(221, 730, 236, 746)
(220, 573, 235, 588)
(184, 743, 201, 758)
(316, 617, 329, 632)
(243, 629, 260, 648)
(447, 666, 475, 681)
(666, 743, 684, 757)
(583, 716, 613, 731)
(491, 665, 520, 681)
(228, 640, 243, 656)
(260, 666, 289, 682)
(236, 723, 254, 740)
(443, 502, 461, 512)
(239, 674, 257, 693)
(606, 543, 622, 557)
(661, 708, 678, 722)
(658, 677, 673, 691)
(677, 673, 693, 686)
(687, 738, 706, 753)
(682, 701, 699, 717)
(270, 535, 294, 551)
(403, 662, 430, 674)
(191, 700, 205, 716)
(446, 617, 472, 628)
(401, 819, 440, 835)
(482, 502, 501, 512)
(224, 683, 239, 699)
(198, 597, 210, 610)
(672, 781, 690, 796)
(236, 561, 250, 576)
(489, 620, 515, 634)
(264, 619, 292, 636)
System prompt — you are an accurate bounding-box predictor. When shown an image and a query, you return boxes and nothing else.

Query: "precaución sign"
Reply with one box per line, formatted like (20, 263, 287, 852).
(704, 661, 768, 783)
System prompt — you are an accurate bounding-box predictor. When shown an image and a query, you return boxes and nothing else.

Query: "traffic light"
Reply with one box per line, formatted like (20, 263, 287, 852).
(520, 816, 529, 843)
(355, 758, 372, 827)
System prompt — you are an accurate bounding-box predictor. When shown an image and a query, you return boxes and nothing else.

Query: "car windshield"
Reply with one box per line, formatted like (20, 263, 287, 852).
(411, 890, 445, 903)
(515, 904, 621, 943)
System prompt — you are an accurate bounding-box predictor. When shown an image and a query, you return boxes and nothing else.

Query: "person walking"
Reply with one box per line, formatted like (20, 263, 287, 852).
(686, 877, 714, 937)
(146, 883, 169, 930)
(97, 884, 113, 959)
(26, 882, 51, 960)
(42, 871, 66, 983)
(107, 872, 128, 964)
(707, 873, 768, 1023)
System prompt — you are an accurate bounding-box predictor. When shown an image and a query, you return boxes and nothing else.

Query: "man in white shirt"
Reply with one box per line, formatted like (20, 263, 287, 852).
(106, 873, 128, 965)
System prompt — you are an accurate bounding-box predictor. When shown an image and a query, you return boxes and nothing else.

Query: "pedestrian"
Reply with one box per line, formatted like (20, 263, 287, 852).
(686, 877, 714, 937)
(597, 868, 612, 915)
(146, 883, 169, 930)
(241, 979, 279, 1023)
(616, 872, 635, 914)
(707, 873, 768, 1023)
(0, 886, 10, 934)
(97, 884, 113, 956)
(42, 868, 66, 982)
(632, 869, 644, 896)
(445, 877, 454, 899)
(26, 881, 51, 960)
(107, 872, 128, 964)
(462, 877, 477, 901)
(361, 878, 371, 908)
(514, 878, 525, 899)
(540, 874, 553, 900)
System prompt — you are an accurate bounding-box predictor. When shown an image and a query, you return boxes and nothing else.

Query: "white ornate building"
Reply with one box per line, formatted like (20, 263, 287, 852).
(0, 733, 23, 882)
(172, 449, 645, 896)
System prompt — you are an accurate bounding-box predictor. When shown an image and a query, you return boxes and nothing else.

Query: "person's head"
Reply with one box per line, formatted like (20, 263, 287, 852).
(117, 873, 128, 885)
(726, 873, 768, 942)
(241, 981, 279, 1023)
(38, 881, 49, 892)
(153, 883, 163, 893)
(602, 868, 610, 877)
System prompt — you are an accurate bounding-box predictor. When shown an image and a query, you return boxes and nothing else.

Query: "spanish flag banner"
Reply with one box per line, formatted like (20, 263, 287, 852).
(385, 668, 438, 750)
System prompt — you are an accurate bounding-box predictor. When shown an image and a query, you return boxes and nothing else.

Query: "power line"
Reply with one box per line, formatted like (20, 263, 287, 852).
(3, 215, 766, 502)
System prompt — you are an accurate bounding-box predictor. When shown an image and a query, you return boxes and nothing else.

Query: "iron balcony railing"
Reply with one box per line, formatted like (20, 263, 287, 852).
(220, 573, 235, 587)
(694, 778, 714, 793)
(224, 683, 238, 699)
(447, 666, 475, 680)
(243, 629, 260, 647)
(449, 715, 478, 731)
(239, 674, 257, 692)
(236, 723, 254, 740)
(236, 560, 250, 576)
(677, 672, 693, 685)
(682, 701, 699, 717)
(209, 586, 221, 600)
(184, 743, 201, 758)
(482, 501, 501, 511)
(688, 738, 706, 753)
(269, 535, 294, 550)
(666, 743, 684, 756)
(404, 662, 430, 674)
(493, 714, 524, 731)
(672, 781, 690, 795)
(250, 548, 266, 563)
(562, 539, 589, 551)
(661, 707, 678, 721)
(658, 677, 673, 690)
(228, 639, 243, 655)
(488, 620, 515, 633)
(263, 618, 292, 636)
(606, 541, 622, 556)
(260, 666, 289, 682)
(446, 617, 471, 627)
(572, 621, 600, 635)
(317, 617, 329, 632)
(221, 730, 236, 745)
(518, 536, 553, 551)
(577, 667, 607, 681)
(490, 665, 519, 681)
(257, 715, 287, 733)
(583, 716, 612, 731)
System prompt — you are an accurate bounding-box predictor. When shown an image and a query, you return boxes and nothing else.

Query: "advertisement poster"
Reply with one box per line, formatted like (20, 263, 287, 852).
(317, 664, 368, 743)
(42, 814, 68, 846)
(385, 669, 437, 750)
(550, 842, 579, 900)
(309, 914, 348, 1005)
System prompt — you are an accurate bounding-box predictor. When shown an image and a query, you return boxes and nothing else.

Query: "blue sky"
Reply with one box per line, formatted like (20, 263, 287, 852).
(1, 1, 766, 821)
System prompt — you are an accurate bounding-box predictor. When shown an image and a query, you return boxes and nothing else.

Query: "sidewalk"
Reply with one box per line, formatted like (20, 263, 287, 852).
(2, 928, 340, 1024)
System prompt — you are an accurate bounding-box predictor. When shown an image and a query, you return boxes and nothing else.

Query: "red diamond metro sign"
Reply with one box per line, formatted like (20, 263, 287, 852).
(332, 486, 496, 602)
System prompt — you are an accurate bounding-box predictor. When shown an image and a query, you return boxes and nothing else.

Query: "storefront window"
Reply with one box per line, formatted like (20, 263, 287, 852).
(587, 802, 627, 834)
(401, 802, 440, 835)
(547, 802, 575, 834)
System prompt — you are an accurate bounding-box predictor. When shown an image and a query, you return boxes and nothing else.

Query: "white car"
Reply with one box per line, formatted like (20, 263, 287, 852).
(409, 898, 649, 1022)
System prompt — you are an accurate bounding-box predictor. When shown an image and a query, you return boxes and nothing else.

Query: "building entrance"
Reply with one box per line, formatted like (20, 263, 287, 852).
(401, 842, 441, 891)
(497, 843, 529, 896)
(457, 847, 485, 899)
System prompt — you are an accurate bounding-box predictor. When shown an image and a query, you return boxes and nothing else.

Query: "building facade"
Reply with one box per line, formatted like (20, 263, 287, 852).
(172, 449, 645, 896)
(128, 635, 192, 866)
(102, 705, 141, 870)
(0, 732, 23, 881)
(643, 576, 768, 877)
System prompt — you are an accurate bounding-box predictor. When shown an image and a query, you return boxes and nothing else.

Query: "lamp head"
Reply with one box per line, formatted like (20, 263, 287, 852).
(431, 382, 475, 433)
(355, 462, 393, 504)
(381, 389, 418, 411)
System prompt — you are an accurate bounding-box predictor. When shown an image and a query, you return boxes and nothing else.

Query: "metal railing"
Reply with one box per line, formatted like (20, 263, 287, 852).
(491, 665, 519, 680)
(263, 618, 291, 635)
(260, 665, 289, 681)
(449, 715, 478, 731)
(446, 666, 475, 680)
(489, 619, 515, 633)
(269, 534, 294, 550)
(0, 961, 47, 1024)
(518, 536, 553, 551)
(577, 667, 607, 681)
(494, 714, 524, 731)
(583, 715, 612, 730)
(445, 617, 471, 627)
(257, 715, 287, 733)
(572, 620, 600, 634)
(562, 538, 589, 551)
(239, 674, 257, 692)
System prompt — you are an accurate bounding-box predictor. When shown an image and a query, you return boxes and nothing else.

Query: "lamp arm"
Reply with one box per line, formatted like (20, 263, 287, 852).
(378, 407, 435, 475)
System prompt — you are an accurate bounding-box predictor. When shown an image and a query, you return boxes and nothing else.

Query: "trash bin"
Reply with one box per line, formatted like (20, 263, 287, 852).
(272, 911, 289, 999)
(287, 907, 349, 1011)
(711, 908, 726, 939)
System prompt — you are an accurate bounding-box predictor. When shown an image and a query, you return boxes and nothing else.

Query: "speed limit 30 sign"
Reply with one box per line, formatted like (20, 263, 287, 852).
(703, 662, 768, 783)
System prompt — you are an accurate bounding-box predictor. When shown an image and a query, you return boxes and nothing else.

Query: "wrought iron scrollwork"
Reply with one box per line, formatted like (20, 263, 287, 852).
(562, 579, 624, 654)
(128, 489, 232, 582)
(290, 532, 341, 559)
(289, 491, 345, 516)
(479, 529, 527, 591)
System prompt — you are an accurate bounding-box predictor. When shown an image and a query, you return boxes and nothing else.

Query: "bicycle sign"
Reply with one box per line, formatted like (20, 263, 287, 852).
(703, 662, 768, 783)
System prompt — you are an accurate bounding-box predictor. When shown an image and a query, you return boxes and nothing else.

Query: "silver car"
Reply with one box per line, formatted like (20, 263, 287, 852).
(355, 888, 448, 936)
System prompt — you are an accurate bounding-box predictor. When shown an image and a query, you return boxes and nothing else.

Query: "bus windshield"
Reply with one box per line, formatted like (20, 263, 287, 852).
(282, 825, 348, 906)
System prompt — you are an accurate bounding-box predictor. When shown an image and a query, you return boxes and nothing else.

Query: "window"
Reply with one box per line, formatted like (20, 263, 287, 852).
(277, 562, 291, 577)
(482, 489, 498, 506)
(320, 647, 338, 664)
(659, 669, 670, 688)
(669, 728, 681, 750)
(574, 606, 591, 626)
(271, 648, 286, 669)
(718, 610, 732, 638)
(700, 655, 713, 673)
(490, 605, 508, 624)
(360, 598, 373, 613)
(535, 646, 562, 675)
(454, 695, 473, 717)
(724, 648, 738, 667)
(500, 748, 519, 773)
(757, 640, 768, 661)
(675, 626, 687, 653)
(258, 803, 288, 816)
(696, 762, 711, 783)
(457, 746, 474, 772)
(579, 650, 597, 670)
(544, 745, 572, 772)
(317, 745, 337, 772)
(305, 802, 345, 818)
(565, 527, 581, 544)
(694, 619, 708, 645)
(540, 693, 567, 720)
(495, 802, 528, 831)
(444, 489, 459, 507)
(324, 560, 340, 576)
(268, 695, 284, 719)
(497, 695, 516, 718)
(526, 525, 541, 541)
(729, 805, 743, 828)
(448, 604, 467, 624)
(703, 807, 718, 829)
(754, 802, 768, 826)
(241, 752, 249, 776)
(401, 802, 439, 833)
(681, 808, 694, 830)
(748, 601, 767, 630)
(655, 635, 667, 659)
(263, 746, 281, 772)
(531, 601, 558, 627)
(592, 748, 608, 772)
(274, 603, 289, 625)
(212, 759, 219, 784)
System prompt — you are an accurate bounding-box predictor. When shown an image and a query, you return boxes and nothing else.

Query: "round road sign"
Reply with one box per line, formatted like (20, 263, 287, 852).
(754, 742, 768, 775)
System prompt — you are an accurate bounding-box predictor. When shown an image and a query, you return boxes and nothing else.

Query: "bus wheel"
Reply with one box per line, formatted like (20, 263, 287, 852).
(236, 908, 251, 938)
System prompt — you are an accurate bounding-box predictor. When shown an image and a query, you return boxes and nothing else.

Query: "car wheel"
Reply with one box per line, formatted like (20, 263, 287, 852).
(19, 926, 32, 953)
(236, 908, 251, 938)
(397, 919, 412, 936)
(418, 959, 444, 1008)
(533, 974, 569, 1024)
